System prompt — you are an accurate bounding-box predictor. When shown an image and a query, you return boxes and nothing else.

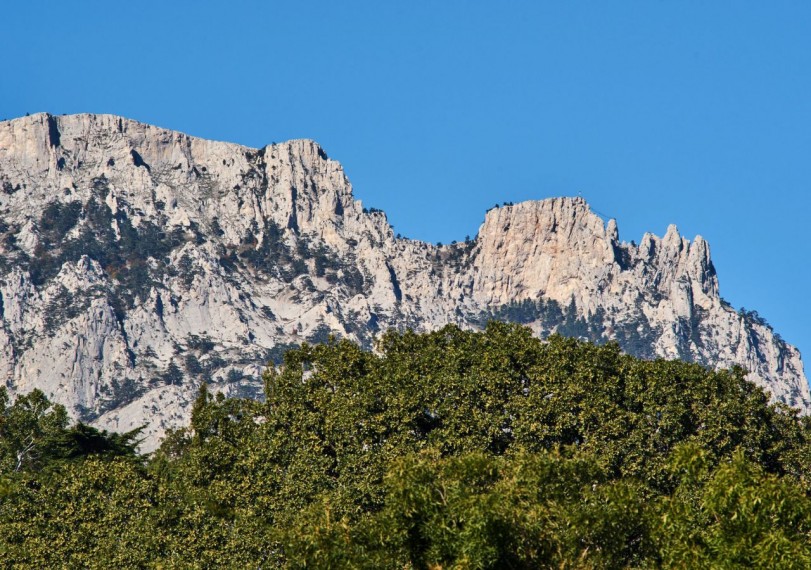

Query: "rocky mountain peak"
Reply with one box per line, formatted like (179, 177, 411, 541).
(0, 113, 806, 450)
(474, 197, 617, 306)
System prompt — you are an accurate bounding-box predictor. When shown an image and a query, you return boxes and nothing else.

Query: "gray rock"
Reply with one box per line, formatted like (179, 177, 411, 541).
(0, 113, 806, 451)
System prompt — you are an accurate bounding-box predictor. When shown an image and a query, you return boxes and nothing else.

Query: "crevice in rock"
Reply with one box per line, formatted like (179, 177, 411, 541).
(387, 262, 402, 302)
(46, 115, 61, 148)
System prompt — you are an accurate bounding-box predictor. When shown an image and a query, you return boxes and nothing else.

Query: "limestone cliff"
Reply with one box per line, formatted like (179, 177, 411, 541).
(0, 113, 806, 450)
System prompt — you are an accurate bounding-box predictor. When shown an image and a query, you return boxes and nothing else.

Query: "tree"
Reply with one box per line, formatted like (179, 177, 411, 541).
(3, 325, 811, 567)
(0, 388, 68, 473)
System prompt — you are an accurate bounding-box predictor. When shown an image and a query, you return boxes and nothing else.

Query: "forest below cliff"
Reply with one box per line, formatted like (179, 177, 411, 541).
(2, 323, 811, 568)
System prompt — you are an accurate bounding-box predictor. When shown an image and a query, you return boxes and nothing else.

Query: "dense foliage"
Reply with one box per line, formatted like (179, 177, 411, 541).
(2, 323, 811, 567)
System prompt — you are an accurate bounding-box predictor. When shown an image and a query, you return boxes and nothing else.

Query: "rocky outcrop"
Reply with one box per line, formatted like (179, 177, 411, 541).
(0, 113, 807, 450)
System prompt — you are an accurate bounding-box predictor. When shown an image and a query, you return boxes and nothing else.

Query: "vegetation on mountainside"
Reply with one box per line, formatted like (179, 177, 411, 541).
(2, 323, 811, 568)
(29, 180, 197, 298)
(474, 297, 660, 360)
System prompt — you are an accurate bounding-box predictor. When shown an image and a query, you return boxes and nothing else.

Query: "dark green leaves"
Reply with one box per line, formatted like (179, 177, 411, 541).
(2, 324, 811, 567)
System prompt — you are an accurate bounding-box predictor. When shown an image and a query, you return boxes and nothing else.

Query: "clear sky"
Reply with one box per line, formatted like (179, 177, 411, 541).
(2, 1, 810, 360)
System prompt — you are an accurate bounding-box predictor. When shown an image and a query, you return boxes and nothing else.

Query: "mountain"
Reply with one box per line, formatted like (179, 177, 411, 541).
(0, 113, 807, 450)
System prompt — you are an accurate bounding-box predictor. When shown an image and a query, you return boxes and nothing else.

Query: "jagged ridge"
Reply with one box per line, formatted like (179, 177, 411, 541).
(0, 113, 806, 449)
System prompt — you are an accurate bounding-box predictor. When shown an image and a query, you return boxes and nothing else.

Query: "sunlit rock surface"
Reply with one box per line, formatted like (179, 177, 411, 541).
(0, 113, 806, 450)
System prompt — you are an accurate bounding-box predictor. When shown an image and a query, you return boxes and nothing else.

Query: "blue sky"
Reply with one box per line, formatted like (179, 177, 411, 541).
(2, 1, 810, 359)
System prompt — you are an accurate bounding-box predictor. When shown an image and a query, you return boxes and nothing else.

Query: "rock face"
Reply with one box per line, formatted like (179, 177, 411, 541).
(0, 113, 807, 450)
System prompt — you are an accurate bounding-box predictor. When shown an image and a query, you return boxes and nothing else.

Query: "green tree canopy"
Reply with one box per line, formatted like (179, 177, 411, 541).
(2, 323, 811, 567)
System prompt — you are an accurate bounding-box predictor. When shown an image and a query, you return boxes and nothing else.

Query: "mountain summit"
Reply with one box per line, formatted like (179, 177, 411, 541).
(0, 113, 806, 449)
